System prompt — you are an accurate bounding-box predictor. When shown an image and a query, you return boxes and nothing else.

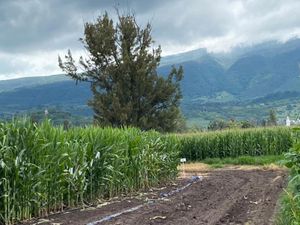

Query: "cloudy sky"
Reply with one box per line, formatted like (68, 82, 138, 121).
(1, 0, 300, 79)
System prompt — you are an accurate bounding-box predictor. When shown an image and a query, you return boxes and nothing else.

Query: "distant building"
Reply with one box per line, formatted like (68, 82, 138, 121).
(286, 116, 291, 126)
(286, 116, 300, 126)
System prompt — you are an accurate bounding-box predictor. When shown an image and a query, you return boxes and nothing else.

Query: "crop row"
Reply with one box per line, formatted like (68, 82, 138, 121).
(0, 119, 293, 224)
(0, 120, 178, 224)
(178, 127, 293, 160)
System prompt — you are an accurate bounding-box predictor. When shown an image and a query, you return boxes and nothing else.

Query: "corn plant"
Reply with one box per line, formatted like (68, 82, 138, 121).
(0, 119, 179, 225)
(177, 127, 292, 161)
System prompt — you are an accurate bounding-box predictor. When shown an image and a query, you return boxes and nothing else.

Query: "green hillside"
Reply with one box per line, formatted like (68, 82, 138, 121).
(1, 38, 300, 127)
(0, 74, 68, 93)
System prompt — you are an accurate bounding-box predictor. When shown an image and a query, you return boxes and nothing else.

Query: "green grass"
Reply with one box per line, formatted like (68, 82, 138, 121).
(276, 179, 300, 225)
(276, 130, 300, 225)
(208, 163, 225, 169)
(202, 155, 285, 166)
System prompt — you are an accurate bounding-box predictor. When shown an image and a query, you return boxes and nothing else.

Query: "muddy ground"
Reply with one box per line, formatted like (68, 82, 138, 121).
(26, 165, 287, 225)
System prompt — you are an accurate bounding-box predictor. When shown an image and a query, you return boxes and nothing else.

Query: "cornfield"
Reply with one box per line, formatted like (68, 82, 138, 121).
(0, 119, 179, 225)
(178, 127, 293, 161)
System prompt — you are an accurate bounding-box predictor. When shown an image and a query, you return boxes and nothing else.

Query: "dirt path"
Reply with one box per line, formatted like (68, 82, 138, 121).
(27, 165, 287, 225)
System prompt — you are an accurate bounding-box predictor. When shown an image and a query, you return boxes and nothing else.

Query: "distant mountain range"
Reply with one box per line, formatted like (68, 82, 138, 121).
(1, 38, 300, 127)
(161, 38, 300, 100)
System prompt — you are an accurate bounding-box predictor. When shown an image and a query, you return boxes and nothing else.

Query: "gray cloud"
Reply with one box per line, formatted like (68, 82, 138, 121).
(0, 0, 167, 53)
(1, 0, 300, 78)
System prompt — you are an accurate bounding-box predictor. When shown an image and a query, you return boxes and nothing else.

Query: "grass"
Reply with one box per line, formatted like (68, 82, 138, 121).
(201, 155, 285, 166)
(177, 155, 285, 173)
(178, 162, 211, 172)
(276, 194, 294, 225)
(276, 179, 300, 225)
(276, 132, 300, 225)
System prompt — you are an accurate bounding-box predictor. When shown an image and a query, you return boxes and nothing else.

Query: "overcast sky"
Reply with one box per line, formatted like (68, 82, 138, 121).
(1, 0, 300, 79)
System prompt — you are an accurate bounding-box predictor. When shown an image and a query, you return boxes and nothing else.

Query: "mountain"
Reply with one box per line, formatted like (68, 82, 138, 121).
(0, 75, 69, 93)
(0, 80, 90, 107)
(160, 48, 207, 66)
(159, 56, 227, 98)
(1, 38, 300, 127)
(225, 44, 300, 98)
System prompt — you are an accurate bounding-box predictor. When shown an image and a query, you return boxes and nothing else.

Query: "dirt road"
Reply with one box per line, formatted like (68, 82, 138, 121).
(28, 165, 287, 225)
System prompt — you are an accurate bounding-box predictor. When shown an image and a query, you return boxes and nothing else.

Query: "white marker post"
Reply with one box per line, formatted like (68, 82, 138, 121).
(180, 158, 187, 178)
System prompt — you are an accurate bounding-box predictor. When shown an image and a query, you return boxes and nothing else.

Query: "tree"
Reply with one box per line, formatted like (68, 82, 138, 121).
(267, 109, 277, 126)
(208, 119, 229, 131)
(261, 119, 267, 127)
(59, 12, 183, 132)
(240, 120, 255, 129)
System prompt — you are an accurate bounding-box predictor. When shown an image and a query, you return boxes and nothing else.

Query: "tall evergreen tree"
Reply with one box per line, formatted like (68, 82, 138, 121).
(59, 12, 183, 132)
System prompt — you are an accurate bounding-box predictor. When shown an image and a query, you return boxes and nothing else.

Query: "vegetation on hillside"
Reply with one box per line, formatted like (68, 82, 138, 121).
(2, 39, 300, 128)
(207, 119, 255, 131)
(184, 93, 300, 128)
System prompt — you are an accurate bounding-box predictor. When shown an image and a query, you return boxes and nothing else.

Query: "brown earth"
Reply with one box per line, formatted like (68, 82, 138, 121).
(26, 165, 287, 225)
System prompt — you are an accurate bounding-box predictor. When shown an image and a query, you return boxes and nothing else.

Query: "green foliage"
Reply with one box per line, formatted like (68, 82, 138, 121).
(0, 119, 179, 224)
(2, 39, 300, 128)
(207, 119, 230, 131)
(59, 11, 183, 132)
(207, 119, 255, 131)
(268, 109, 277, 126)
(178, 127, 292, 161)
(277, 127, 300, 224)
(202, 155, 284, 166)
(240, 120, 255, 129)
(277, 186, 300, 225)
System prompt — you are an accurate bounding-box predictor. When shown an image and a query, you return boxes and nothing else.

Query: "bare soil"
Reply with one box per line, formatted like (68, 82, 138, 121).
(26, 165, 287, 225)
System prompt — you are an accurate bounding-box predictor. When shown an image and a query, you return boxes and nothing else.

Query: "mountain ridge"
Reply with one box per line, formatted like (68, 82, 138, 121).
(1, 38, 300, 126)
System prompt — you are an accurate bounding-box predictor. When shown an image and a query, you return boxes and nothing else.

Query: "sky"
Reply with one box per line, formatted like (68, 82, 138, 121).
(1, 0, 300, 79)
